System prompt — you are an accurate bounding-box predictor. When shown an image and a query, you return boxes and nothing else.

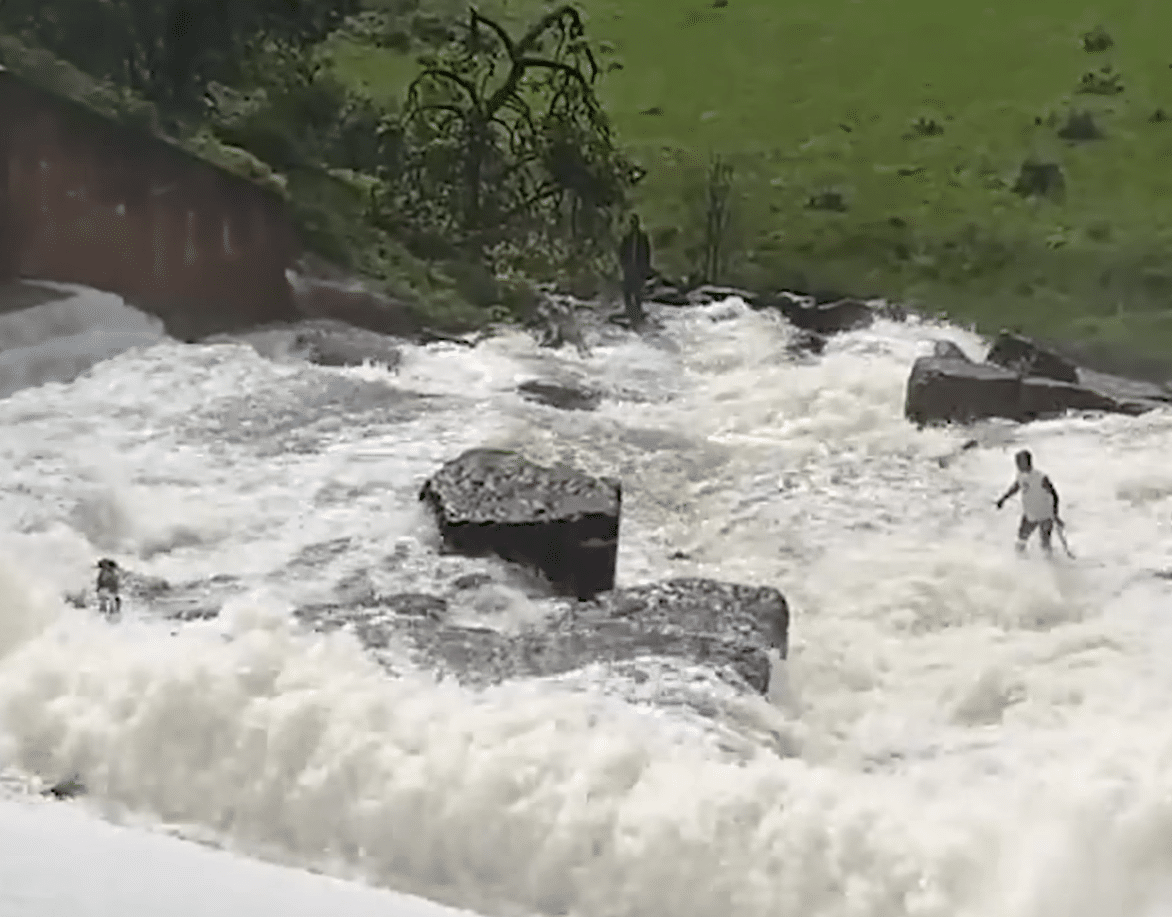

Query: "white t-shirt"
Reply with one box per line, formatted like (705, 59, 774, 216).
(1017, 469, 1055, 522)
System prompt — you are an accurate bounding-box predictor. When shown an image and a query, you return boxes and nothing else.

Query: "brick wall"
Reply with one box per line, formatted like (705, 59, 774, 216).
(0, 67, 302, 340)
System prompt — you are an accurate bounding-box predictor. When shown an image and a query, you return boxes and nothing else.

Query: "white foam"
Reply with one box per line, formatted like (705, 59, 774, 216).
(0, 282, 169, 398)
(1, 293, 1172, 916)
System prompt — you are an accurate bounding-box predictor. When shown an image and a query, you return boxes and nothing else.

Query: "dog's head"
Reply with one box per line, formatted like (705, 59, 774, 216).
(96, 559, 118, 571)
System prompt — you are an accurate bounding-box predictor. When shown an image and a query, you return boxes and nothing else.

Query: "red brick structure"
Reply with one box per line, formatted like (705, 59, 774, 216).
(0, 66, 302, 340)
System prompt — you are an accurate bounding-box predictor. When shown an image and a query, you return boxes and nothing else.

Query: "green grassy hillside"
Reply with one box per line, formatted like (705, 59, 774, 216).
(333, 0, 1172, 361)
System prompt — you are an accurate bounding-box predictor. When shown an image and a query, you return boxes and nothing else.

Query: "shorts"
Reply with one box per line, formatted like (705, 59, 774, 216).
(1018, 516, 1054, 546)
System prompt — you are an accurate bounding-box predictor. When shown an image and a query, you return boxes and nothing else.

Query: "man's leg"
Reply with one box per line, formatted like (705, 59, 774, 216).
(623, 281, 643, 327)
(1038, 519, 1054, 555)
(1016, 516, 1036, 554)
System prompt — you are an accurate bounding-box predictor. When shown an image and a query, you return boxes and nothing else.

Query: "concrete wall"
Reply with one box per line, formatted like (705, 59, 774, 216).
(0, 67, 302, 340)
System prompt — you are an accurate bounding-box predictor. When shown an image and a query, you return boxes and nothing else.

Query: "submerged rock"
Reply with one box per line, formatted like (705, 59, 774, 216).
(524, 293, 592, 355)
(517, 380, 602, 412)
(419, 448, 621, 600)
(295, 577, 789, 695)
(646, 284, 690, 306)
(291, 320, 402, 369)
(787, 328, 827, 357)
(43, 776, 86, 800)
(686, 284, 757, 306)
(756, 292, 875, 334)
(288, 266, 421, 338)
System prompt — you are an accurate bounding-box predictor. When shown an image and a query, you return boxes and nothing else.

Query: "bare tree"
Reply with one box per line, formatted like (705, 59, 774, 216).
(386, 5, 640, 257)
(703, 154, 734, 284)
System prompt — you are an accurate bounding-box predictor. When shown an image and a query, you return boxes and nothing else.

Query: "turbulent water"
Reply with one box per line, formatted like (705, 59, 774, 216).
(3, 282, 1172, 917)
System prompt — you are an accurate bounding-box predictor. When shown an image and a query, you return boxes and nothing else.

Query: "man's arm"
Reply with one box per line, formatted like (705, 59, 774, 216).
(995, 481, 1020, 508)
(1042, 476, 1061, 521)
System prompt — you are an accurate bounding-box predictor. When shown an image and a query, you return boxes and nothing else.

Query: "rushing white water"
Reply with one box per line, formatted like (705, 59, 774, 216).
(0, 282, 168, 399)
(2, 288, 1172, 917)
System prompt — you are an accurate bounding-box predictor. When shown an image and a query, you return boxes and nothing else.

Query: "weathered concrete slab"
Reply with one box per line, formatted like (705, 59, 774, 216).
(419, 448, 621, 600)
(294, 577, 790, 696)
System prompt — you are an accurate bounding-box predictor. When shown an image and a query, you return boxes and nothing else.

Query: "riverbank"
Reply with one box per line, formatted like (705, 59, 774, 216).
(330, 0, 1172, 363)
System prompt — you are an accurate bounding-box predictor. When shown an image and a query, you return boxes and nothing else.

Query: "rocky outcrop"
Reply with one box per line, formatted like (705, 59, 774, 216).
(986, 330, 1078, 383)
(517, 380, 602, 411)
(294, 578, 789, 695)
(419, 449, 621, 600)
(906, 335, 1168, 425)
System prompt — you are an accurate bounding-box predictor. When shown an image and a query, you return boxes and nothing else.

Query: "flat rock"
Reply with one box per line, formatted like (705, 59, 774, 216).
(906, 356, 1162, 425)
(419, 448, 621, 599)
(294, 577, 789, 696)
(986, 330, 1078, 383)
(517, 380, 602, 412)
(1018, 376, 1127, 419)
(1077, 368, 1172, 407)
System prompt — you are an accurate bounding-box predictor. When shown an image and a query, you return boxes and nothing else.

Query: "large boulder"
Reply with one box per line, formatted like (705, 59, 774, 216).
(419, 449, 621, 600)
(905, 357, 1024, 425)
(294, 578, 789, 695)
(986, 330, 1078, 383)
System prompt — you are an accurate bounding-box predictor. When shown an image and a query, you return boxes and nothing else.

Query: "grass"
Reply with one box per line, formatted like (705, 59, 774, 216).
(330, 0, 1172, 362)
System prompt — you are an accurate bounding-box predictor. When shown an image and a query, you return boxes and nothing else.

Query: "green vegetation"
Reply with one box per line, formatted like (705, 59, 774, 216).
(331, 0, 1172, 360)
(0, 0, 639, 330)
(7, 0, 1172, 357)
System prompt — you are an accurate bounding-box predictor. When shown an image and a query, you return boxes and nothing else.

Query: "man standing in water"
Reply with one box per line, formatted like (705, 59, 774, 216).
(618, 213, 651, 329)
(995, 449, 1063, 555)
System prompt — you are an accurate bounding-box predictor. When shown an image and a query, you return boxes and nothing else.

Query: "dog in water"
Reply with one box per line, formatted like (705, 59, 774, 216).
(95, 559, 122, 621)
